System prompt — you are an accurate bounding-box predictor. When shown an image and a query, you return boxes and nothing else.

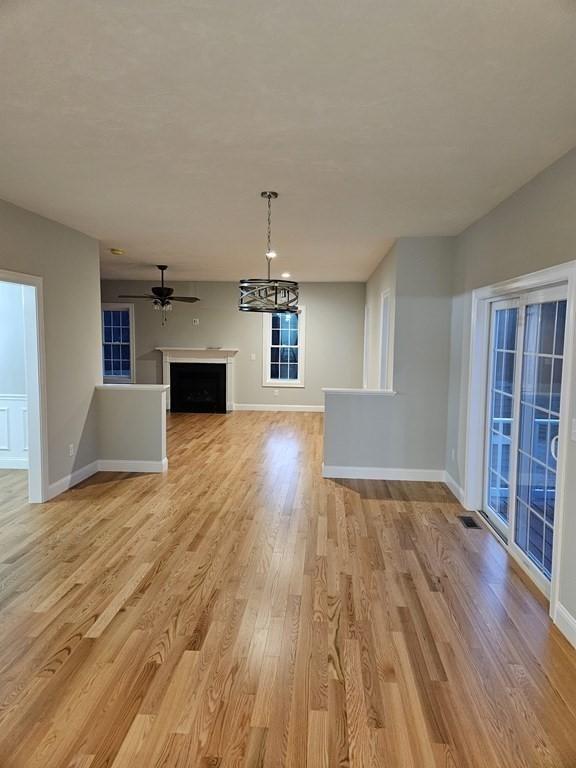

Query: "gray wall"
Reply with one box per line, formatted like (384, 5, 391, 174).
(97, 387, 166, 463)
(395, 237, 455, 465)
(101, 280, 365, 407)
(0, 281, 26, 394)
(445, 146, 576, 621)
(447, 147, 576, 486)
(0, 198, 102, 484)
(324, 237, 454, 470)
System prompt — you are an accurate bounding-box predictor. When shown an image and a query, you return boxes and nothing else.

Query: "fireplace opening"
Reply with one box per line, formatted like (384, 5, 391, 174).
(170, 362, 226, 413)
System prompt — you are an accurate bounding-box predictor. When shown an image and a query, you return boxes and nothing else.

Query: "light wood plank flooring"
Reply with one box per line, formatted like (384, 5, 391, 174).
(1, 413, 576, 767)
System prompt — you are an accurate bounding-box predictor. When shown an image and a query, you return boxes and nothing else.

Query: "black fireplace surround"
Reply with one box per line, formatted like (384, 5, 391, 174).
(170, 362, 226, 413)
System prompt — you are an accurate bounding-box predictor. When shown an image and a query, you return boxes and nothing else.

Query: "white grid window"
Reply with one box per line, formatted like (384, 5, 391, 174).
(102, 304, 135, 383)
(262, 308, 305, 387)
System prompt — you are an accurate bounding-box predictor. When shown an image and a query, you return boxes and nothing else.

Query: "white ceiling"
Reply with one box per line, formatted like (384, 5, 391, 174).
(1, 1, 576, 282)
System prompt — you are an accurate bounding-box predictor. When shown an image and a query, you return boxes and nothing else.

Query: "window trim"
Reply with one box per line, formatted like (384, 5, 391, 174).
(262, 306, 306, 388)
(378, 289, 395, 392)
(102, 303, 136, 384)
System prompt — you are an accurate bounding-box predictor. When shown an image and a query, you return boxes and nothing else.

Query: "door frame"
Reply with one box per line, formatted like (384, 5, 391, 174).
(482, 296, 521, 540)
(378, 289, 394, 391)
(464, 261, 576, 613)
(0, 269, 49, 503)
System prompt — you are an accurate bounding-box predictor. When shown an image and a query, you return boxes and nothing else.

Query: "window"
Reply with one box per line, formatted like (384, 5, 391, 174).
(102, 304, 135, 383)
(263, 308, 305, 387)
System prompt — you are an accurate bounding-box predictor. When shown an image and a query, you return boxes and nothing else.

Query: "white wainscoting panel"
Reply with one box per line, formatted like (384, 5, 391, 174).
(0, 394, 28, 469)
(0, 407, 8, 450)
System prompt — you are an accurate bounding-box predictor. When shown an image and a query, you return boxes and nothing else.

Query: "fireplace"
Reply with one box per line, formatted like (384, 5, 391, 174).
(157, 348, 238, 412)
(169, 362, 227, 413)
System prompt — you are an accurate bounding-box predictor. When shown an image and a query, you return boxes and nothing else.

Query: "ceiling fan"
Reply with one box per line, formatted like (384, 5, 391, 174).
(119, 265, 199, 324)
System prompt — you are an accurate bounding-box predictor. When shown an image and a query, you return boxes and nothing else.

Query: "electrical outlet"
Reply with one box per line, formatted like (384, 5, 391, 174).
(192, 318, 200, 326)
(451, 448, 455, 461)
(250, 352, 256, 361)
(68, 443, 74, 457)
(273, 389, 279, 396)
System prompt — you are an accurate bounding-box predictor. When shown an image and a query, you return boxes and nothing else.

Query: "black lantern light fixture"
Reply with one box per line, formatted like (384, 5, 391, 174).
(238, 191, 299, 313)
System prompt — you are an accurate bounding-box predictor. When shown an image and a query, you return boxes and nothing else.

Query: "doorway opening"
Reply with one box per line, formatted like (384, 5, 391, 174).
(0, 270, 47, 503)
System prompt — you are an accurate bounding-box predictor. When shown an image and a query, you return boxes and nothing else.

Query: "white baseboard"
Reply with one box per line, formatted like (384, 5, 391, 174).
(322, 464, 446, 482)
(554, 602, 576, 649)
(444, 472, 466, 504)
(0, 457, 28, 469)
(47, 460, 100, 500)
(233, 403, 324, 413)
(322, 465, 475, 504)
(98, 458, 168, 473)
(46, 457, 168, 501)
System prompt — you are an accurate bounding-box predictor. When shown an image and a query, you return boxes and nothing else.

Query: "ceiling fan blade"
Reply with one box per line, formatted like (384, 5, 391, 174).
(118, 294, 156, 299)
(171, 296, 200, 303)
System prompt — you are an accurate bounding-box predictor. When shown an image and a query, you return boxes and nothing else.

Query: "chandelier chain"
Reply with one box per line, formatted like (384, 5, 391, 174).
(267, 194, 272, 254)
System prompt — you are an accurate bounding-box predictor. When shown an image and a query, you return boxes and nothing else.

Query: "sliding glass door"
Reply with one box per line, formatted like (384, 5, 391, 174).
(484, 288, 567, 592)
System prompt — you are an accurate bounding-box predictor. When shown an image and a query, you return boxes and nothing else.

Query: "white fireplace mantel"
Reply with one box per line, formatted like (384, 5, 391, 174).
(156, 347, 239, 411)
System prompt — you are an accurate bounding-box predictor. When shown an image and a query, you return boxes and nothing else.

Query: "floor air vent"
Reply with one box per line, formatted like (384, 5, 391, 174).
(459, 515, 482, 530)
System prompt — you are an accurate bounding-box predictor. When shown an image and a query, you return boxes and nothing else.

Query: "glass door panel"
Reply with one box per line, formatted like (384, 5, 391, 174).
(514, 299, 566, 580)
(484, 288, 566, 591)
(485, 303, 519, 531)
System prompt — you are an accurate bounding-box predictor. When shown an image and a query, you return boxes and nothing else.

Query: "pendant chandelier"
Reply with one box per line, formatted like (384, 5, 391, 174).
(238, 191, 299, 313)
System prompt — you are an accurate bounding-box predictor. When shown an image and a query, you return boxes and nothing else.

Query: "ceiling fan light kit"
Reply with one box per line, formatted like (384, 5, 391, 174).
(238, 191, 299, 314)
(118, 265, 199, 326)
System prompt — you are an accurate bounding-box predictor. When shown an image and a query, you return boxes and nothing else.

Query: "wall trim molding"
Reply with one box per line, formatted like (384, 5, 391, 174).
(234, 403, 324, 413)
(322, 464, 445, 482)
(0, 457, 28, 469)
(444, 472, 471, 507)
(46, 457, 168, 500)
(98, 458, 168, 473)
(47, 460, 100, 500)
(322, 464, 473, 507)
(554, 602, 576, 649)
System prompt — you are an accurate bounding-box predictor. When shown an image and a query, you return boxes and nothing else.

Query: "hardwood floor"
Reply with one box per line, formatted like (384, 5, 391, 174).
(1, 413, 576, 767)
(0, 469, 28, 508)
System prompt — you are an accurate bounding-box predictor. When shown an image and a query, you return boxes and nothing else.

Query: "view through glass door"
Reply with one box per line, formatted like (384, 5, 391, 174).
(484, 288, 567, 592)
